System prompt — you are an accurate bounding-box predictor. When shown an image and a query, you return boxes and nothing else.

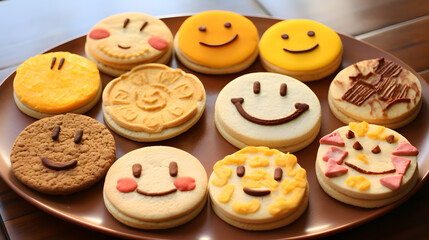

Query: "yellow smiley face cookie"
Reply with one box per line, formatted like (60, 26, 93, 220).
(259, 19, 343, 81)
(174, 10, 259, 74)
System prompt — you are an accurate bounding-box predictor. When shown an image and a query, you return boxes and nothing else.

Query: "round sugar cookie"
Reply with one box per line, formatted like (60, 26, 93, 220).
(10, 113, 116, 195)
(13, 52, 102, 119)
(215, 72, 321, 153)
(208, 146, 309, 230)
(103, 146, 208, 229)
(328, 58, 422, 129)
(259, 19, 343, 82)
(85, 12, 173, 77)
(174, 10, 259, 74)
(316, 121, 419, 208)
(102, 63, 206, 142)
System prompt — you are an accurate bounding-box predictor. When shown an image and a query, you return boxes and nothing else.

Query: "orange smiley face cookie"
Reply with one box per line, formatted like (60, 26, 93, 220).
(174, 10, 259, 74)
(259, 19, 343, 82)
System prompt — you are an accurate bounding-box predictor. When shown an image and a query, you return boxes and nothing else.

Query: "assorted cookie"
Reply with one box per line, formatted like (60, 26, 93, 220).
(315, 121, 419, 208)
(174, 10, 259, 74)
(13, 51, 102, 119)
(259, 19, 343, 82)
(208, 146, 309, 230)
(215, 72, 321, 153)
(328, 57, 422, 128)
(103, 146, 208, 229)
(10, 113, 116, 195)
(102, 63, 206, 142)
(85, 12, 173, 77)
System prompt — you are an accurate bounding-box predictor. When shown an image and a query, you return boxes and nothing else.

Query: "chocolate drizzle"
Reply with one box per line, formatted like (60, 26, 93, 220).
(243, 187, 271, 196)
(344, 161, 395, 175)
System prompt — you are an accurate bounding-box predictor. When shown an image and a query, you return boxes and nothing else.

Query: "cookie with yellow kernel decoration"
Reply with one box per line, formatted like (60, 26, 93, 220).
(13, 51, 102, 119)
(102, 63, 206, 142)
(315, 121, 419, 208)
(85, 12, 173, 77)
(174, 10, 259, 74)
(208, 146, 309, 230)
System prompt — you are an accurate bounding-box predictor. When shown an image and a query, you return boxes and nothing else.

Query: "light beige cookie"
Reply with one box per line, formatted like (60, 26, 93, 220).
(85, 12, 173, 77)
(328, 58, 422, 128)
(315, 121, 419, 208)
(209, 146, 309, 230)
(102, 63, 206, 142)
(103, 146, 208, 229)
(215, 72, 321, 153)
(174, 10, 259, 74)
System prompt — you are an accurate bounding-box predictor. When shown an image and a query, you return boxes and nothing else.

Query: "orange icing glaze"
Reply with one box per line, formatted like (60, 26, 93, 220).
(177, 10, 259, 67)
(14, 52, 100, 113)
(259, 19, 342, 71)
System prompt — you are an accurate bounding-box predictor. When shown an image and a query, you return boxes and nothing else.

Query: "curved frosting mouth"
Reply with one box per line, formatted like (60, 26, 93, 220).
(230, 97, 309, 125)
(118, 44, 131, 49)
(41, 157, 77, 170)
(136, 187, 177, 196)
(283, 43, 319, 53)
(243, 187, 271, 196)
(199, 34, 238, 47)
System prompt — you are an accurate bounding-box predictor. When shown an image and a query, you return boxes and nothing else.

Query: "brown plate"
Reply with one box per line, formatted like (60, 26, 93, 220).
(0, 16, 428, 239)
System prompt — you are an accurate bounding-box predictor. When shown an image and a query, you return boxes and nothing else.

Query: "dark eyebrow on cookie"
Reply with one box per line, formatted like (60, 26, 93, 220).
(50, 57, 65, 70)
(123, 18, 130, 28)
(140, 21, 148, 31)
(52, 125, 60, 140)
(50, 57, 57, 69)
(74, 129, 83, 143)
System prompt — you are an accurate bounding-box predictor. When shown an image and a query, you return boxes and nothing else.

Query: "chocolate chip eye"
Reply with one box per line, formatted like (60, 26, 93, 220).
(280, 83, 287, 96)
(74, 129, 83, 144)
(253, 81, 261, 94)
(123, 18, 130, 28)
(52, 125, 60, 140)
(169, 161, 178, 177)
(274, 167, 283, 181)
(132, 163, 142, 178)
(307, 30, 315, 37)
(281, 33, 289, 39)
(224, 22, 231, 28)
(198, 25, 206, 32)
(140, 21, 148, 31)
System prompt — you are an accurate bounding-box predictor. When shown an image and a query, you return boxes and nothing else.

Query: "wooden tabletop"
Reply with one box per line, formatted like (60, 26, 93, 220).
(0, 0, 428, 239)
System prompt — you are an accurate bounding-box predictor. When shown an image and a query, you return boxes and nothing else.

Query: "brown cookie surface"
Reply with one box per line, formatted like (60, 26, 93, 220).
(10, 113, 116, 195)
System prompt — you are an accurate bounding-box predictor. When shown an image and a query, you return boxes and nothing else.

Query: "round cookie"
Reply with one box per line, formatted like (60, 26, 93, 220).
(328, 57, 422, 129)
(13, 52, 102, 119)
(102, 63, 206, 142)
(259, 19, 343, 82)
(103, 146, 208, 229)
(174, 10, 259, 74)
(10, 113, 116, 195)
(315, 121, 419, 208)
(215, 72, 321, 153)
(85, 12, 173, 77)
(208, 146, 309, 230)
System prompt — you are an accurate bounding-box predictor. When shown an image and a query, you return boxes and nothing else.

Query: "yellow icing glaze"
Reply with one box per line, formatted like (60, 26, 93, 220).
(248, 155, 270, 168)
(259, 19, 342, 71)
(349, 121, 369, 137)
(177, 10, 258, 67)
(280, 171, 307, 195)
(268, 188, 305, 215)
(367, 126, 386, 140)
(346, 175, 371, 191)
(356, 153, 369, 164)
(231, 199, 260, 215)
(212, 161, 232, 187)
(218, 184, 234, 203)
(242, 169, 278, 191)
(14, 52, 100, 113)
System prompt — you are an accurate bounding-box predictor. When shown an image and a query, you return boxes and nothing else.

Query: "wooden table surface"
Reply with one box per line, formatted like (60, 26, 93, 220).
(0, 0, 428, 239)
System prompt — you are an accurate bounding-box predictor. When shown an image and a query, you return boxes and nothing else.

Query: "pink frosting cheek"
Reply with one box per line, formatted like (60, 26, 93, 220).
(89, 28, 110, 40)
(174, 177, 196, 191)
(148, 37, 169, 50)
(116, 178, 138, 193)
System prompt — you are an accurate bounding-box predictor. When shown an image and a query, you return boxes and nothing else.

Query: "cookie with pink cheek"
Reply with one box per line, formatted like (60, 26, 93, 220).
(85, 12, 173, 77)
(103, 146, 208, 229)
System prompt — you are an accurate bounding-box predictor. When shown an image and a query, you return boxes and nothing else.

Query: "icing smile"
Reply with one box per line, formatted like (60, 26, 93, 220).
(283, 43, 319, 53)
(199, 34, 238, 47)
(118, 44, 131, 49)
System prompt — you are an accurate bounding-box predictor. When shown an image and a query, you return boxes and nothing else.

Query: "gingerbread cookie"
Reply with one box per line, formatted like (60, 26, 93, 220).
(174, 10, 259, 74)
(102, 63, 206, 142)
(259, 19, 343, 81)
(85, 12, 173, 77)
(315, 121, 419, 208)
(13, 52, 101, 119)
(215, 72, 321, 153)
(328, 58, 422, 128)
(209, 146, 309, 230)
(10, 113, 116, 195)
(103, 146, 208, 229)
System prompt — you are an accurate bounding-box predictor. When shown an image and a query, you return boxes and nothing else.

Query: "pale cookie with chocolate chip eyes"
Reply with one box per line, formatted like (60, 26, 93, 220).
(215, 72, 321, 153)
(85, 12, 173, 77)
(208, 146, 309, 231)
(102, 63, 206, 142)
(10, 113, 116, 195)
(103, 146, 208, 229)
(315, 121, 419, 208)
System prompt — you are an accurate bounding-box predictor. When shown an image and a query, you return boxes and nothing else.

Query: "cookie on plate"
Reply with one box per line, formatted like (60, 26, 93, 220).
(102, 63, 206, 142)
(85, 12, 173, 77)
(174, 10, 259, 74)
(215, 72, 321, 153)
(259, 19, 343, 82)
(328, 57, 422, 129)
(13, 52, 102, 119)
(10, 113, 116, 195)
(103, 146, 208, 229)
(315, 121, 419, 208)
(209, 146, 309, 230)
